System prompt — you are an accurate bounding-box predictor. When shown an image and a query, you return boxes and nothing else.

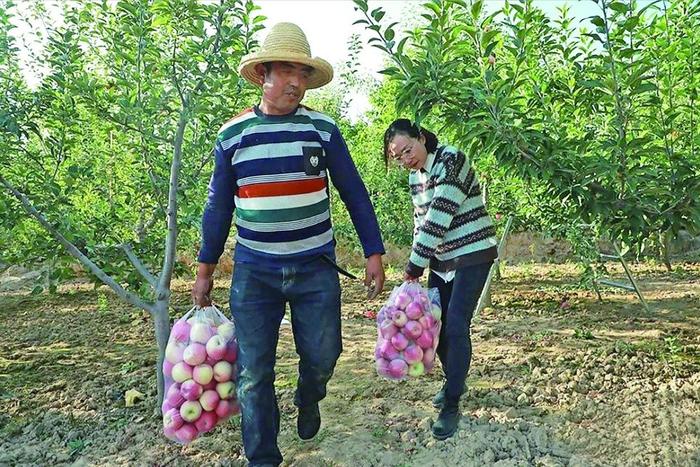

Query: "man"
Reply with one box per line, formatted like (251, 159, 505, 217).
(191, 22, 385, 467)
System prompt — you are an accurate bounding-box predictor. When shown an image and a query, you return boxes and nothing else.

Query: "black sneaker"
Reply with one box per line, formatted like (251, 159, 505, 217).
(297, 403, 321, 440)
(432, 405, 460, 440)
(432, 386, 446, 409)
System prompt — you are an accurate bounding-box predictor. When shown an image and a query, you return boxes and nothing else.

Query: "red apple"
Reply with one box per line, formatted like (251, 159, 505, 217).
(180, 379, 203, 401)
(171, 320, 191, 343)
(183, 342, 207, 366)
(195, 411, 218, 433)
(175, 423, 198, 443)
(213, 361, 233, 382)
(200, 389, 220, 412)
(163, 407, 184, 431)
(206, 335, 227, 360)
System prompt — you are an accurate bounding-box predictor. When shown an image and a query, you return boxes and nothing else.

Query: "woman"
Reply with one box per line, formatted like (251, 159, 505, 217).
(383, 119, 498, 440)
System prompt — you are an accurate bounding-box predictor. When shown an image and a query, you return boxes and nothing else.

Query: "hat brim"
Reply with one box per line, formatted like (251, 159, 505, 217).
(238, 52, 334, 89)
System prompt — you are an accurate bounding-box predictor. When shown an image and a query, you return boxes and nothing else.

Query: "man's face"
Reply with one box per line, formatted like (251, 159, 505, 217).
(255, 61, 313, 115)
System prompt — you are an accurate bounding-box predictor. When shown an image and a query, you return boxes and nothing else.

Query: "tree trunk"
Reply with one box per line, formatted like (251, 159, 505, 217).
(152, 298, 171, 411)
(662, 229, 673, 272)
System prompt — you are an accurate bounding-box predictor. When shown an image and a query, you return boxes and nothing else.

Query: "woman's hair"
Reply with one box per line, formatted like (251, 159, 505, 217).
(382, 119, 439, 167)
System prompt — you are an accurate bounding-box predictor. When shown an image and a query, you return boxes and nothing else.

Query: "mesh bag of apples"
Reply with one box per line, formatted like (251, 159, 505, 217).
(161, 306, 240, 444)
(374, 282, 442, 380)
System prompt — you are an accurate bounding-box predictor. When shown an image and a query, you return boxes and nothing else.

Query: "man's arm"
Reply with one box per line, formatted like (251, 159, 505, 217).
(192, 141, 236, 306)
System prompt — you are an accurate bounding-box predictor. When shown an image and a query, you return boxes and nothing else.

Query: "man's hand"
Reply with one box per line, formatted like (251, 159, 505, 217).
(403, 272, 419, 283)
(192, 263, 216, 307)
(364, 253, 385, 300)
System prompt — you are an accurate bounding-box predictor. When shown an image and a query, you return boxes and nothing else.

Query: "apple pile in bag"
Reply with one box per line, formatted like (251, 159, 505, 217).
(161, 306, 240, 444)
(374, 282, 442, 381)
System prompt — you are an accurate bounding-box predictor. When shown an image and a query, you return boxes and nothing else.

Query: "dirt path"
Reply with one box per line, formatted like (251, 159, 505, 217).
(1, 262, 699, 466)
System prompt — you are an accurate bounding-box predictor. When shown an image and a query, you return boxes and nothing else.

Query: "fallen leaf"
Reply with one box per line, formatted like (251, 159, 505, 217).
(124, 389, 144, 407)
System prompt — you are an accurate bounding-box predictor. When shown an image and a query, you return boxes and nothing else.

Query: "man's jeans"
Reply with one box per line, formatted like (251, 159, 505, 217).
(428, 261, 492, 405)
(229, 258, 342, 467)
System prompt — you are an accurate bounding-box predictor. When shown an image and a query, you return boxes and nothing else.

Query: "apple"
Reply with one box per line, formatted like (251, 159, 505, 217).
(202, 380, 217, 391)
(190, 322, 214, 344)
(172, 362, 193, 383)
(161, 400, 173, 414)
(416, 329, 434, 349)
(408, 361, 425, 377)
(431, 304, 442, 321)
(391, 310, 408, 328)
(163, 407, 184, 431)
(180, 379, 203, 401)
(163, 425, 177, 439)
(216, 381, 236, 400)
(200, 389, 220, 412)
(179, 400, 202, 423)
(165, 342, 185, 364)
(394, 291, 412, 310)
(403, 344, 424, 364)
(224, 341, 238, 363)
(206, 335, 227, 360)
(166, 383, 185, 407)
(195, 411, 218, 433)
(402, 320, 423, 340)
(405, 301, 423, 320)
(183, 342, 207, 366)
(391, 332, 409, 351)
(217, 322, 235, 341)
(379, 319, 399, 340)
(163, 359, 174, 378)
(171, 320, 191, 343)
(422, 348, 435, 367)
(175, 423, 198, 443)
(192, 364, 214, 385)
(213, 361, 233, 382)
(376, 358, 391, 377)
(216, 399, 238, 419)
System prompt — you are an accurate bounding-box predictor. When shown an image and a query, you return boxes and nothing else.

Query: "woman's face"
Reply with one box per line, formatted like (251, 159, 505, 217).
(387, 133, 428, 170)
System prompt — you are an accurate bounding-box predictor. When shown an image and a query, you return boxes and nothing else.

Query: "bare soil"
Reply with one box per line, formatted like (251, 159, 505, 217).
(1, 261, 699, 466)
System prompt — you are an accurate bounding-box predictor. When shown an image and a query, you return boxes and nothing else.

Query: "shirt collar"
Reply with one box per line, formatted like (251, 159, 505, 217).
(420, 150, 437, 173)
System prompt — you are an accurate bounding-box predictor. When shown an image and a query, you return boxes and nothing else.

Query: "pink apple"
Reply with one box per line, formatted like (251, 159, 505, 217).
(416, 329, 434, 349)
(193, 364, 214, 385)
(195, 411, 218, 433)
(163, 359, 174, 378)
(379, 339, 400, 360)
(179, 400, 202, 423)
(217, 322, 235, 341)
(183, 342, 207, 366)
(171, 362, 193, 383)
(403, 344, 424, 364)
(202, 380, 217, 391)
(394, 291, 412, 310)
(422, 347, 435, 367)
(216, 381, 236, 400)
(224, 341, 238, 363)
(190, 322, 213, 344)
(405, 301, 423, 320)
(163, 425, 177, 439)
(391, 309, 408, 327)
(419, 293, 431, 308)
(175, 423, 198, 443)
(418, 313, 436, 331)
(391, 332, 409, 351)
(163, 407, 184, 431)
(213, 361, 233, 382)
(216, 399, 237, 419)
(379, 319, 399, 340)
(206, 335, 227, 360)
(166, 383, 185, 407)
(200, 389, 220, 412)
(180, 379, 203, 401)
(388, 359, 408, 379)
(165, 342, 185, 364)
(161, 400, 173, 414)
(376, 358, 391, 377)
(205, 355, 218, 366)
(171, 320, 191, 343)
(402, 320, 423, 340)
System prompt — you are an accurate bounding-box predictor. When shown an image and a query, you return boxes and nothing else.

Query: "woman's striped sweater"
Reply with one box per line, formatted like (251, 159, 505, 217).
(198, 105, 384, 266)
(406, 145, 498, 278)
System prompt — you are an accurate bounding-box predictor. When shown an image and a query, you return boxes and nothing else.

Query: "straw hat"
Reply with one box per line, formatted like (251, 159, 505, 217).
(238, 22, 334, 89)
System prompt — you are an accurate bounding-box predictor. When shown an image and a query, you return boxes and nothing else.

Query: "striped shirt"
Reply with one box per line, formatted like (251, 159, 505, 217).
(406, 145, 498, 277)
(198, 105, 384, 266)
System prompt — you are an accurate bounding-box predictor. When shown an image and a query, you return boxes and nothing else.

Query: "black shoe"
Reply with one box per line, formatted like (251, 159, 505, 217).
(297, 403, 321, 440)
(432, 405, 460, 440)
(432, 386, 446, 409)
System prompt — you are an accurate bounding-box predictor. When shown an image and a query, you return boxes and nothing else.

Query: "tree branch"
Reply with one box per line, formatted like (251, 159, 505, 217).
(0, 173, 155, 314)
(120, 242, 158, 288)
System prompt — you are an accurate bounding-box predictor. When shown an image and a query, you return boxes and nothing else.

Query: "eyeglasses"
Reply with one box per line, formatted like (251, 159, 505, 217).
(388, 144, 415, 162)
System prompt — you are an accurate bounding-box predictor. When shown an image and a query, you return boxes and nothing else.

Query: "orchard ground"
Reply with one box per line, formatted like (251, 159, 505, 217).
(1, 258, 699, 466)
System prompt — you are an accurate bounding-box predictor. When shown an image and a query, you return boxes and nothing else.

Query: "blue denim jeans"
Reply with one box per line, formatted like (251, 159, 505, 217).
(428, 261, 492, 406)
(229, 258, 342, 467)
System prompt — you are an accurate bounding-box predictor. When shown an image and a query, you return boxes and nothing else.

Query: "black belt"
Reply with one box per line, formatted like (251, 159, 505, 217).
(320, 254, 358, 280)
